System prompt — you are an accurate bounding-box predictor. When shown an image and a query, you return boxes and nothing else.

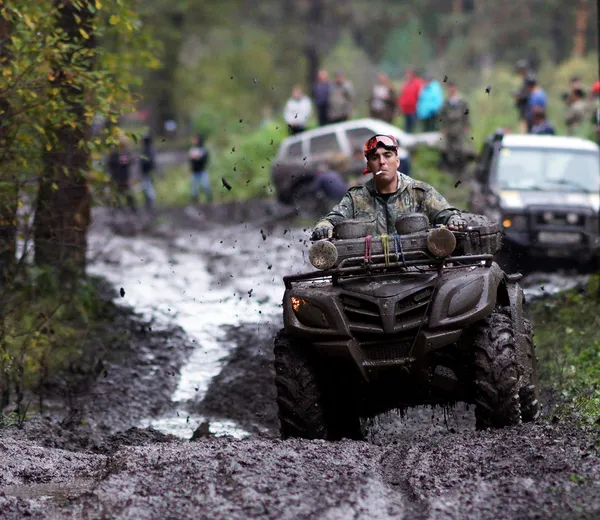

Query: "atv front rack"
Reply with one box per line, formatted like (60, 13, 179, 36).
(284, 252, 494, 289)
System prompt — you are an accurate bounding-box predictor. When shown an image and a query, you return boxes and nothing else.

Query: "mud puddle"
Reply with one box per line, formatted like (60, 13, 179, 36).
(87, 214, 310, 439)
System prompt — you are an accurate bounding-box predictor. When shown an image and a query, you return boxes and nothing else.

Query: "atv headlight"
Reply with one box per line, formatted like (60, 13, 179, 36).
(427, 228, 456, 258)
(290, 297, 329, 328)
(309, 240, 338, 270)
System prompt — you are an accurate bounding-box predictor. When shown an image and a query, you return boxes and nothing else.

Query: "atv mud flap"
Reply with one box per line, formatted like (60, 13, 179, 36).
(347, 329, 463, 383)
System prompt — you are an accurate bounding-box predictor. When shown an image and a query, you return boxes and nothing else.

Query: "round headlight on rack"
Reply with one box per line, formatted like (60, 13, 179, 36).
(308, 240, 338, 270)
(427, 228, 456, 258)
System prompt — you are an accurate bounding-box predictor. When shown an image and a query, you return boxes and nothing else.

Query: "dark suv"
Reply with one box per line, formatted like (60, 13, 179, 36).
(468, 130, 600, 271)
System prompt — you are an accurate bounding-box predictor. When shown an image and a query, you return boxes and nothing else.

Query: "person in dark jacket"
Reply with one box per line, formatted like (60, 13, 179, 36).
(312, 70, 331, 126)
(140, 134, 156, 210)
(530, 107, 555, 135)
(513, 59, 530, 133)
(309, 161, 348, 201)
(189, 133, 212, 203)
(107, 135, 136, 212)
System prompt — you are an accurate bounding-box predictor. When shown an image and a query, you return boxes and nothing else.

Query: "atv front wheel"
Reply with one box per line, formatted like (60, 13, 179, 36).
(273, 330, 362, 440)
(273, 330, 328, 439)
(472, 310, 522, 429)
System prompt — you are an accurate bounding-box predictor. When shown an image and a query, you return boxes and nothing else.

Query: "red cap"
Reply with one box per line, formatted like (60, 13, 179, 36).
(593, 81, 600, 94)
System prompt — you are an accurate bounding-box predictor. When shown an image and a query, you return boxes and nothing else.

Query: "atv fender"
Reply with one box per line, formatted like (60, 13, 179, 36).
(429, 263, 504, 329)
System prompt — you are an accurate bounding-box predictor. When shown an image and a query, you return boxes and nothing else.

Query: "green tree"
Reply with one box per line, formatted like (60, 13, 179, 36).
(33, 0, 96, 282)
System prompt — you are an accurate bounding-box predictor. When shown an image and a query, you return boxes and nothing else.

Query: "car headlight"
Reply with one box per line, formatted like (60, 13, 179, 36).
(309, 240, 338, 270)
(427, 228, 456, 258)
(290, 297, 329, 328)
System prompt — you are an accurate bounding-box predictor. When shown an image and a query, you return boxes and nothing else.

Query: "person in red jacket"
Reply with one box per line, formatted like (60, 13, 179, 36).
(398, 67, 424, 134)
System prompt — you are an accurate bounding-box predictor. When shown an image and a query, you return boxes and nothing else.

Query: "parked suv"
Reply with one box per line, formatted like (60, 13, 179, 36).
(469, 131, 600, 270)
(272, 118, 439, 206)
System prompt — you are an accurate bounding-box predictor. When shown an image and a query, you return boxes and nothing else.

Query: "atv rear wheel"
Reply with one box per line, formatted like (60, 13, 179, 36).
(519, 318, 541, 422)
(472, 310, 522, 429)
(273, 330, 362, 440)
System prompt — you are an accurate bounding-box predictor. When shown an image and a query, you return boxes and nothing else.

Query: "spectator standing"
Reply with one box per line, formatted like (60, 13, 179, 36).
(139, 134, 156, 211)
(189, 133, 212, 203)
(369, 73, 396, 123)
(398, 67, 423, 134)
(327, 70, 354, 124)
(416, 73, 444, 132)
(530, 107, 555, 135)
(524, 74, 547, 132)
(565, 87, 590, 136)
(107, 135, 136, 212)
(312, 70, 331, 127)
(283, 86, 312, 135)
(513, 59, 530, 133)
(439, 80, 471, 174)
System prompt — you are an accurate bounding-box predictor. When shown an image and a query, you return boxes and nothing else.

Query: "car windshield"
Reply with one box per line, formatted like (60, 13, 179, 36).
(495, 146, 600, 193)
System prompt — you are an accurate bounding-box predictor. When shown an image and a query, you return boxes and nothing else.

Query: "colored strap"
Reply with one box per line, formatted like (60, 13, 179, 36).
(381, 234, 390, 266)
(393, 233, 406, 265)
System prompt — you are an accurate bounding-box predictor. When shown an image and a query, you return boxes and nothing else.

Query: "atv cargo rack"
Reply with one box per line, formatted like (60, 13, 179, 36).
(284, 251, 494, 289)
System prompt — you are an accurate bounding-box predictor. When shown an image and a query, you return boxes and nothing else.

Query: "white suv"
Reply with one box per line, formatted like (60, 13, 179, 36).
(272, 118, 439, 204)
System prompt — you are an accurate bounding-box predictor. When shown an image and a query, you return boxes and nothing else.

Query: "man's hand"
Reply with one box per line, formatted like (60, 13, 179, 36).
(311, 226, 333, 241)
(447, 214, 467, 231)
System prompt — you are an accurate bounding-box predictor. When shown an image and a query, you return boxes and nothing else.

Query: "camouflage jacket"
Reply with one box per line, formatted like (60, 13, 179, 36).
(315, 172, 459, 235)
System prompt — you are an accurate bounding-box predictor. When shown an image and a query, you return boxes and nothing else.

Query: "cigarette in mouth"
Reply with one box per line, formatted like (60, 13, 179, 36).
(375, 170, 382, 176)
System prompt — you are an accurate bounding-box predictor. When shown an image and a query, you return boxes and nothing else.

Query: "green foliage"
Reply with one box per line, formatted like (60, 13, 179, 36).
(529, 276, 600, 425)
(176, 26, 300, 136)
(0, 0, 160, 209)
(411, 146, 470, 209)
(379, 20, 434, 79)
(1, 271, 111, 413)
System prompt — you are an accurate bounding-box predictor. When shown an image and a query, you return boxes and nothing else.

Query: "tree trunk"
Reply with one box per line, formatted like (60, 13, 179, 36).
(33, 0, 92, 284)
(572, 0, 590, 58)
(304, 0, 324, 89)
(0, 11, 17, 286)
(149, 12, 184, 137)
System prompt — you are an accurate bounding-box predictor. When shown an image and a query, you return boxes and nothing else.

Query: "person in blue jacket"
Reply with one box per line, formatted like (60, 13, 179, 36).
(416, 73, 444, 132)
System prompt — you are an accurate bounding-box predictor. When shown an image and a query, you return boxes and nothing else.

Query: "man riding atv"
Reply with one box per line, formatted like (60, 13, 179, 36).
(311, 134, 467, 240)
(273, 134, 540, 440)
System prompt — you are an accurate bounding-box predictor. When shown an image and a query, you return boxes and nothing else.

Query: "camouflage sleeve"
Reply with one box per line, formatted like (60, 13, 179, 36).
(314, 191, 355, 229)
(419, 185, 459, 225)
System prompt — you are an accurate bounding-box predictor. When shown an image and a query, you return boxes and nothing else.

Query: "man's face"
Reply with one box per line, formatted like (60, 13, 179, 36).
(366, 147, 400, 182)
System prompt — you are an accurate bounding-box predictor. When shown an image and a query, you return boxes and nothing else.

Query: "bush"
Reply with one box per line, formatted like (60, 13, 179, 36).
(0, 271, 112, 417)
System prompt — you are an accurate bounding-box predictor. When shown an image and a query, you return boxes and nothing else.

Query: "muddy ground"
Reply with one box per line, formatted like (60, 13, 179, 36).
(1, 200, 599, 519)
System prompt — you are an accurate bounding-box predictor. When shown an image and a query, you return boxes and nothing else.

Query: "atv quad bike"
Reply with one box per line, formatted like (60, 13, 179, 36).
(274, 212, 540, 440)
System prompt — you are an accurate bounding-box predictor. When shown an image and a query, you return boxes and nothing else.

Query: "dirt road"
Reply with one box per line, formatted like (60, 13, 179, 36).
(1, 203, 598, 519)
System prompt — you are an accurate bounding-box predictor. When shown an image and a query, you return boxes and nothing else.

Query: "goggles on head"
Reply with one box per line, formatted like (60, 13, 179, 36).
(363, 134, 399, 158)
